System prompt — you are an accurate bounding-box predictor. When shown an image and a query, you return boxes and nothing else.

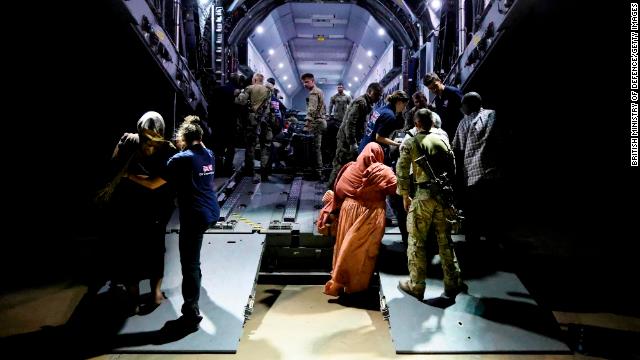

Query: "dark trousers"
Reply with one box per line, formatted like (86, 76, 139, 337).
(214, 144, 236, 176)
(178, 217, 210, 317)
(462, 179, 502, 245)
(244, 124, 273, 176)
(389, 193, 408, 243)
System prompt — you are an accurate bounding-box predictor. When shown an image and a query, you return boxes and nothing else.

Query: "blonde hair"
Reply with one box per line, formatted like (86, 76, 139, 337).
(177, 122, 203, 146)
(184, 115, 202, 125)
(252, 73, 264, 84)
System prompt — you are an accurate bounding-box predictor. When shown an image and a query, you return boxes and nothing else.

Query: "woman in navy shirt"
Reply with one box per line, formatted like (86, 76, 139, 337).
(358, 90, 410, 156)
(166, 120, 220, 329)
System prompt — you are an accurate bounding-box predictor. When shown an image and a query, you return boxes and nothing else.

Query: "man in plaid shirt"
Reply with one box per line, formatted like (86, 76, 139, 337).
(452, 92, 504, 252)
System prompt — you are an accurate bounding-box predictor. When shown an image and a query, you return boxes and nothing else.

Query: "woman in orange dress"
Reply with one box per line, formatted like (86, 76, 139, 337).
(324, 142, 397, 296)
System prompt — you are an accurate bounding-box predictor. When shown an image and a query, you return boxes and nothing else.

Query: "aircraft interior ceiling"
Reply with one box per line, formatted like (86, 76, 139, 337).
(247, 3, 393, 98)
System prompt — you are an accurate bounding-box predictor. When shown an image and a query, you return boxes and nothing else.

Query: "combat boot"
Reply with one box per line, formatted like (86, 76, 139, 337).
(442, 282, 468, 299)
(398, 280, 425, 300)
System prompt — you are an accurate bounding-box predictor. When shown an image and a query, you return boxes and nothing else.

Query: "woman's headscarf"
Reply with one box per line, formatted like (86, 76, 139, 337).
(317, 142, 397, 234)
(356, 142, 384, 173)
(336, 142, 396, 202)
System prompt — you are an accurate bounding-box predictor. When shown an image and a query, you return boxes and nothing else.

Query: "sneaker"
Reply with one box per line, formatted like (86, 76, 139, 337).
(398, 280, 425, 300)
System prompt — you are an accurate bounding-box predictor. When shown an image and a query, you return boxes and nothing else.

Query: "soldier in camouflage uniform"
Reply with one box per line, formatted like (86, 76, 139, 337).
(301, 73, 327, 179)
(326, 82, 383, 189)
(402, 91, 429, 130)
(328, 83, 351, 122)
(396, 108, 466, 301)
(235, 73, 273, 181)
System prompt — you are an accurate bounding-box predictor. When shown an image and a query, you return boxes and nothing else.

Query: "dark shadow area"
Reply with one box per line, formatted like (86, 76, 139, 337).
(377, 240, 409, 275)
(565, 324, 640, 360)
(258, 273, 332, 285)
(327, 286, 381, 311)
(0, 284, 243, 358)
(0, 288, 194, 358)
(111, 323, 200, 350)
(1, 288, 134, 359)
(453, 241, 507, 279)
(462, 296, 566, 342)
(422, 296, 457, 309)
(2, 0, 195, 293)
(259, 288, 283, 308)
(458, 0, 637, 319)
(505, 231, 640, 318)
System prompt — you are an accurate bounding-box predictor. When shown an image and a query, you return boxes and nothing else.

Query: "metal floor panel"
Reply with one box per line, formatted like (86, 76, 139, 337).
(218, 177, 254, 222)
(297, 180, 330, 247)
(109, 233, 265, 353)
(240, 175, 292, 228)
(380, 271, 570, 354)
(242, 176, 331, 248)
(282, 177, 303, 222)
